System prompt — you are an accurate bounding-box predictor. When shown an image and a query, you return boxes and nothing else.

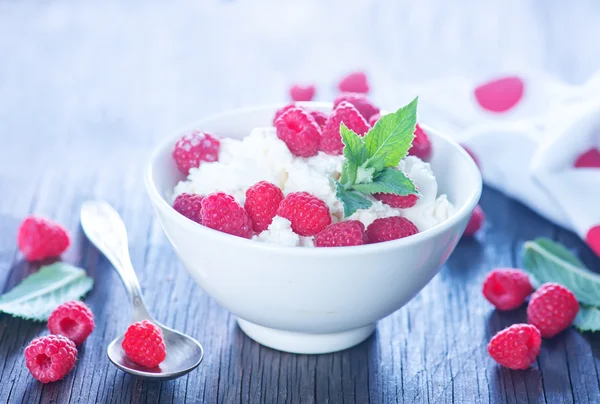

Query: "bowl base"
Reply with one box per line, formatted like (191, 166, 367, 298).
(236, 319, 376, 354)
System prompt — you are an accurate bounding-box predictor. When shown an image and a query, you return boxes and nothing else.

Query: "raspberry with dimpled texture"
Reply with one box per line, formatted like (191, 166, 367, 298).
(338, 71, 369, 93)
(277, 192, 332, 236)
(333, 92, 380, 120)
(373, 193, 418, 209)
(408, 124, 432, 160)
(320, 101, 370, 155)
(482, 268, 533, 311)
(18, 216, 70, 262)
(527, 283, 579, 338)
(172, 193, 204, 224)
(309, 111, 328, 128)
(273, 104, 296, 125)
(463, 205, 485, 236)
(366, 216, 418, 243)
(290, 84, 315, 102)
(201, 192, 253, 238)
(315, 220, 368, 247)
(48, 300, 95, 345)
(122, 320, 167, 368)
(274, 107, 321, 157)
(172, 131, 220, 175)
(25, 335, 77, 383)
(244, 181, 285, 232)
(487, 324, 541, 370)
(368, 113, 381, 127)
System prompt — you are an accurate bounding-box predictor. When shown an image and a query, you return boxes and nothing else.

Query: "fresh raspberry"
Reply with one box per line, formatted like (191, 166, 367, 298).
(277, 192, 331, 236)
(338, 71, 369, 93)
(373, 193, 418, 209)
(487, 324, 541, 370)
(320, 101, 370, 155)
(527, 283, 579, 338)
(366, 216, 419, 243)
(275, 107, 321, 157)
(368, 113, 381, 127)
(333, 92, 380, 120)
(24, 335, 77, 383)
(201, 192, 252, 238)
(408, 124, 432, 160)
(463, 205, 485, 236)
(273, 104, 296, 125)
(17, 216, 70, 261)
(172, 193, 204, 224)
(47, 301, 95, 345)
(482, 269, 533, 311)
(172, 131, 220, 175)
(309, 111, 328, 128)
(244, 181, 284, 232)
(315, 220, 368, 247)
(122, 320, 167, 368)
(290, 84, 316, 102)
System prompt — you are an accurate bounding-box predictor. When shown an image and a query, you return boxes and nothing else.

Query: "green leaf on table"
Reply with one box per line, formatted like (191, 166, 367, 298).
(335, 180, 372, 217)
(573, 305, 600, 332)
(353, 167, 420, 196)
(522, 238, 600, 307)
(0, 262, 94, 321)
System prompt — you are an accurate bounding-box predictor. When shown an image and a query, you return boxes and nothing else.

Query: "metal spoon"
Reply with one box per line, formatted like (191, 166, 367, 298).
(80, 200, 204, 380)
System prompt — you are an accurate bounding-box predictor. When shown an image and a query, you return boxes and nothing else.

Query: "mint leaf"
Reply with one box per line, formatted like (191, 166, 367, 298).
(340, 160, 356, 187)
(335, 181, 372, 217)
(522, 239, 600, 306)
(362, 97, 418, 168)
(353, 168, 420, 196)
(574, 305, 600, 332)
(340, 123, 368, 166)
(0, 262, 94, 321)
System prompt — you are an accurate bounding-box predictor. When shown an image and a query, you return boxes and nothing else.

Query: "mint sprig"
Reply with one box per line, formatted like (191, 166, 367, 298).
(336, 97, 420, 217)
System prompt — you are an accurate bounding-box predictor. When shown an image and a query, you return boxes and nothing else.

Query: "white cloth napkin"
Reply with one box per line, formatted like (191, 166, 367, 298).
(391, 70, 600, 257)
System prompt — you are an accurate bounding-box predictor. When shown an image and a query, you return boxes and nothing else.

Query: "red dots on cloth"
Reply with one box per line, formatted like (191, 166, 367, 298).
(474, 76, 524, 113)
(574, 148, 600, 168)
(586, 225, 600, 257)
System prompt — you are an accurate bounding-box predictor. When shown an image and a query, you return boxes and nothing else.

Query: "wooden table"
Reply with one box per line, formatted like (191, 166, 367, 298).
(1, 2, 600, 403)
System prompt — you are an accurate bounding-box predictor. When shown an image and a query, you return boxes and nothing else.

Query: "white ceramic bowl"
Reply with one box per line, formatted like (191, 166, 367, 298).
(145, 103, 482, 354)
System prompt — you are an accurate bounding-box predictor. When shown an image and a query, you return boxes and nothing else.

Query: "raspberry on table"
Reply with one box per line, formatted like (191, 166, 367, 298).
(338, 71, 370, 93)
(368, 113, 381, 127)
(274, 107, 321, 157)
(527, 283, 579, 338)
(408, 124, 432, 160)
(47, 300, 95, 345)
(290, 84, 316, 102)
(201, 192, 253, 238)
(373, 193, 418, 209)
(320, 101, 370, 155)
(463, 205, 485, 237)
(277, 192, 331, 236)
(309, 111, 328, 128)
(17, 216, 70, 261)
(173, 193, 204, 224)
(482, 268, 533, 311)
(172, 131, 220, 175)
(122, 320, 167, 368)
(25, 335, 77, 383)
(366, 216, 419, 243)
(315, 220, 368, 247)
(333, 92, 380, 120)
(487, 324, 541, 370)
(244, 181, 285, 232)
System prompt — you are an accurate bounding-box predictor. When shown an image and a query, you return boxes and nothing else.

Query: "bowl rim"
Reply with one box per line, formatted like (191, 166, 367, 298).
(144, 102, 482, 257)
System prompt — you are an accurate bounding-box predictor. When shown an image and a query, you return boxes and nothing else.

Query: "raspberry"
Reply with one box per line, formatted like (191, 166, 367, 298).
(574, 148, 600, 168)
(527, 283, 579, 338)
(366, 216, 419, 243)
(275, 107, 321, 157)
(122, 320, 167, 368)
(309, 111, 328, 128)
(463, 205, 485, 236)
(373, 193, 418, 209)
(474, 76, 524, 113)
(338, 71, 369, 93)
(277, 192, 331, 236)
(408, 124, 432, 160)
(24, 335, 77, 383)
(201, 192, 252, 238)
(315, 220, 368, 247)
(172, 193, 204, 224)
(244, 181, 285, 232)
(273, 104, 296, 125)
(47, 301, 95, 345)
(172, 131, 220, 175)
(320, 101, 370, 155)
(482, 269, 533, 311)
(487, 324, 541, 370)
(17, 216, 70, 261)
(333, 92, 380, 120)
(368, 113, 381, 127)
(290, 84, 315, 102)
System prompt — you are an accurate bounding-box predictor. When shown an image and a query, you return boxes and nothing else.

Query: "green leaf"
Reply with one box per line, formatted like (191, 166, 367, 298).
(362, 97, 418, 168)
(0, 262, 94, 321)
(522, 240, 600, 307)
(340, 160, 356, 187)
(353, 168, 420, 196)
(335, 181, 372, 217)
(574, 305, 600, 332)
(340, 123, 368, 166)
(533, 238, 585, 268)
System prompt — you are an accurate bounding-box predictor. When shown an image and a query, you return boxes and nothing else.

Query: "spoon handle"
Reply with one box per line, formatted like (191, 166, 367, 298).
(80, 200, 153, 322)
